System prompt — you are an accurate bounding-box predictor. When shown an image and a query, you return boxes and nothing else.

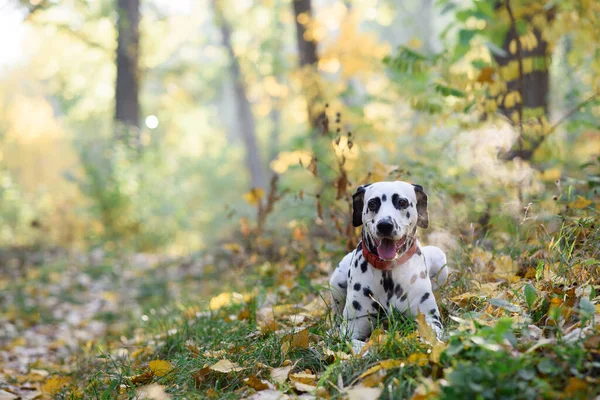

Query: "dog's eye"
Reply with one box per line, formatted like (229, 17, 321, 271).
(367, 198, 381, 212)
(392, 194, 409, 210)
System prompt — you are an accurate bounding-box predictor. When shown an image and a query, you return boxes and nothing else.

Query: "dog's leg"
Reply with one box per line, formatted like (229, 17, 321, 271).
(342, 300, 375, 341)
(406, 286, 444, 338)
(422, 246, 448, 291)
(330, 253, 352, 316)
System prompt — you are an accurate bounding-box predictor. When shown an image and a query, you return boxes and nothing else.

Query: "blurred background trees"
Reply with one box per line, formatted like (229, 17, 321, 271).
(0, 0, 598, 254)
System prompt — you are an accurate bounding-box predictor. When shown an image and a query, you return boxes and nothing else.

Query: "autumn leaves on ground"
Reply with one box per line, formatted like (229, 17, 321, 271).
(2, 182, 600, 399)
(2, 0, 600, 399)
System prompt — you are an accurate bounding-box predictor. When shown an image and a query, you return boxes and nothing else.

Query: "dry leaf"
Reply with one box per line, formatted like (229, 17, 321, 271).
(0, 389, 18, 400)
(345, 386, 382, 400)
(149, 360, 173, 377)
(570, 196, 592, 209)
(210, 359, 245, 373)
(129, 370, 154, 385)
(136, 383, 172, 400)
(41, 376, 71, 396)
(245, 389, 290, 400)
(281, 327, 310, 354)
(270, 365, 293, 384)
(292, 381, 316, 393)
(289, 372, 317, 385)
(243, 375, 273, 391)
(192, 367, 211, 387)
(416, 313, 437, 345)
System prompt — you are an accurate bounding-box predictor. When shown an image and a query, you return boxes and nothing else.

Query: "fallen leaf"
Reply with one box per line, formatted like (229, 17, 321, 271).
(136, 383, 172, 400)
(41, 376, 71, 396)
(270, 365, 293, 384)
(570, 196, 592, 209)
(243, 375, 273, 391)
(281, 327, 310, 354)
(289, 372, 317, 385)
(210, 359, 245, 373)
(149, 360, 173, 377)
(245, 389, 289, 400)
(129, 370, 154, 385)
(292, 381, 316, 393)
(191, 367, 211, 386)
(345, 386, 382, 400)
(0, 389, 18, 400)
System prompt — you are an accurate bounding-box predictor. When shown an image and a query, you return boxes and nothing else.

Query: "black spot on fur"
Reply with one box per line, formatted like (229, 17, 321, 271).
(361, 260, 368, 273)
(367, 197, 381, 213)
(400, 293, 408, 302)
(347, 269, 350, 278)
(416, 247, 422, 255)
(371, 219, 374, 224)
(429, 309, 437, 316)
(394, 284, 403, 297)
(354, 259, 358, 268)
(363, 287, 373, 298)
(406, 211, 410, 218)
(372, 301, 385, 315)
(352, 300, 362, 311)
(338, 281, 347, 289)
(354, 283, 361, 291)
(433, 320, 443, 329)
(382, 194, 387, 201)
(380, 279, 383, 284)
(382, 271, 394, 293)
(420, 292, 431, 304)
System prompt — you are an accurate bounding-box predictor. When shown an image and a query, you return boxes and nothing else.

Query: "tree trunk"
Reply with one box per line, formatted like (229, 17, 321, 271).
(115, 0, 140, 130)
(292, 0, 323, 131)
(493, 1, 555, 160)
(213, 0, 267, 190)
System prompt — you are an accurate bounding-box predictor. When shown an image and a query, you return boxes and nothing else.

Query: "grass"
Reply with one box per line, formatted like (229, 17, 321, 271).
(1, 202, 599, 399)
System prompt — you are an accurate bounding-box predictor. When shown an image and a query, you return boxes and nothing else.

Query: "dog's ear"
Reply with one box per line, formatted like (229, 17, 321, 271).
(352, 184, 371, 227)
(413, 184, 429, 229)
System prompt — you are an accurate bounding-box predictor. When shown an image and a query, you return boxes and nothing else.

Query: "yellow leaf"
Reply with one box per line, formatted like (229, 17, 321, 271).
(210, 359, 245, 373)
(570, 196, 592, 209)
(407, 353, 429, 367)
(540, 168, 561, 182)
(148, 360, 173, 377)
(209, 292, 245, 311)
(416, 313, 437, 345)
(281, 327, 310, 354)
(289, 372, 317, 385)
(379, 359, 404, 369)
(41, 376, 71, 396)
(358, 364, 382, 379)
(243, 188, 265, 206)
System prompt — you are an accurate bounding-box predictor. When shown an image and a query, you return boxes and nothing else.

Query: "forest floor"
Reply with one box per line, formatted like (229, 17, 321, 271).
(1, 208, 599, 399)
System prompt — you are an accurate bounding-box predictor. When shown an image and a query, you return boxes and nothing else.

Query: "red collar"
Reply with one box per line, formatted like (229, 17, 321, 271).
(361, 240, 418, 271)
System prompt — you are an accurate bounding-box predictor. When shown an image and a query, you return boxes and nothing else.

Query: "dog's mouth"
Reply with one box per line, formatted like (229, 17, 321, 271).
(375, 236, 406, 261)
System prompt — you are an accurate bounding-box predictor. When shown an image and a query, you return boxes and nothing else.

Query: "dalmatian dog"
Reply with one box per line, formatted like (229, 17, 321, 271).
(330, 181, 448, 341)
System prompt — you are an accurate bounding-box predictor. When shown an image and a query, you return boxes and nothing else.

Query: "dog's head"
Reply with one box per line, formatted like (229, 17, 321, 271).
(352, 181, 428, 261)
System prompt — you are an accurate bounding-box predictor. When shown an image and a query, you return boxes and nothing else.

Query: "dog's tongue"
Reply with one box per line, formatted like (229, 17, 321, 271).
(377, 239, 397, 260)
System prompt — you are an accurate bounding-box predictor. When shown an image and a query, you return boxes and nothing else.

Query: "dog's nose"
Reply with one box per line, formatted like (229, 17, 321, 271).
(376, 220, 394, 236)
